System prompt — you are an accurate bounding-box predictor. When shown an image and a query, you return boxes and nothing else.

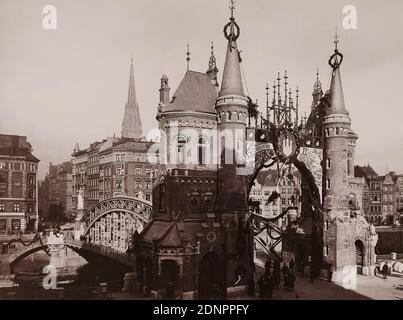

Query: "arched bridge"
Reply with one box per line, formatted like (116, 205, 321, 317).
(80, 196, 152, 253)
(5, 197, 152, 274)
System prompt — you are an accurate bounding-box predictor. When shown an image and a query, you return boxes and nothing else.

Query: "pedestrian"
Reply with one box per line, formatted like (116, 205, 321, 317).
(266, 276, 274, 300)
(283, 272, 289, 290)
(289, 258, 295, 272)
(288, 270, 296, 292)
(265, 258, 272, 277)
(309, 264, 314, 283)
(328, 263, 333, 282)
(258, 276, 265, 300)
(281, 263, 289, 279)
(382, 263, 388, 280)
(273, 265, 280, 290)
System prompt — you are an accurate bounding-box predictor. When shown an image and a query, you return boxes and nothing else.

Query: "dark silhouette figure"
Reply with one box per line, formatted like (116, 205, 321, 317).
(265, 259, 272, 277)
(328, 263, 333, 282)
(258, 276, 265, 300)
(382, 264, 388, 280)
(289, 258, 295, 272)
(266, 276, 274, 299)
(281, 263, 289, 279)
(273, 263, 280, 289)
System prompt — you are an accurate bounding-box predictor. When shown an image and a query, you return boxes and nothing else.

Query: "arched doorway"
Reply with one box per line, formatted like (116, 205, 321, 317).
(198, 252, 225, 300)
(355, 240, 364, 275)
(160, 260, 180, 299)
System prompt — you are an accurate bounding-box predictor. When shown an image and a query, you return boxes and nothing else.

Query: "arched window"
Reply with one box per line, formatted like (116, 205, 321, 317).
(326, 158, 331, 169)
(176, 136, 187, 164)
(326, 179, 331, 189)
(336, 127, 340, 135)
(198, 136, 208, 165)
(228, 111, 232, 121)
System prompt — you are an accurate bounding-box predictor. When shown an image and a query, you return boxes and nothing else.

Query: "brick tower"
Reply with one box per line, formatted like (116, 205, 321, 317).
(322, 36, 377, 282)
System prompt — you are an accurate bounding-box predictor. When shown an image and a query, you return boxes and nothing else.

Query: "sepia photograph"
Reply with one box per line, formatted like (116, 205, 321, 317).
(0, 0, 402, 309)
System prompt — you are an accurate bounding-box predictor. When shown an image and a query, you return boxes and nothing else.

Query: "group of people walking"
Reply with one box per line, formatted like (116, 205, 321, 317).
(258, 258, 296, 300)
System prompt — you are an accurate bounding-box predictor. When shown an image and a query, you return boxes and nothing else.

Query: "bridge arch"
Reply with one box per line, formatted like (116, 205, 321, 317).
(80, 197, 152, 253)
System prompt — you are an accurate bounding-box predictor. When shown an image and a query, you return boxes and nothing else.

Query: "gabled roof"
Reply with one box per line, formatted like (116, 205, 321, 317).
(165, 71, 217, 114)
(354, 165, 378, 178)
(256, 169, 278, 187)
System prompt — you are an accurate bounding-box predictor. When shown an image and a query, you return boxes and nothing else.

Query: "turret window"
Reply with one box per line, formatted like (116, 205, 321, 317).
(176, 136, 187, 164)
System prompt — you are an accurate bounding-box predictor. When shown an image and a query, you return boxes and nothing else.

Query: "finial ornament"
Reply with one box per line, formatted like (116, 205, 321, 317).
(186, 43, 190, 71)
(224, 0, 240, 42)
(328, 27, 343, 70)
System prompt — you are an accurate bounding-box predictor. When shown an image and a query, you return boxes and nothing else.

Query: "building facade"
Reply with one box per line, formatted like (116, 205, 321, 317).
(0, 134, 39, 234)
(136, 8, 255, 300)
(355, 165, 403, 225)
(71, 60, 157, 213)
(48, 161, 73, 219)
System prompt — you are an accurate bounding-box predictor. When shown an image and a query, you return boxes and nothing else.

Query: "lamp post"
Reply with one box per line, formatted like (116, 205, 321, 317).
(192, 244, 198, 299)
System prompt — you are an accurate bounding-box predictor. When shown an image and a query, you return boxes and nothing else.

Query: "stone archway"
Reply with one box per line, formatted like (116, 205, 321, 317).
(355, 240, 365, 275)
(198, 252, 225, 300)
(160, 259, 180, 299)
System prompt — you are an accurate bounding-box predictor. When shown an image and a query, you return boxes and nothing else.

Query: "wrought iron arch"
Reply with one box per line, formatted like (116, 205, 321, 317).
(80, 196, 152, 236)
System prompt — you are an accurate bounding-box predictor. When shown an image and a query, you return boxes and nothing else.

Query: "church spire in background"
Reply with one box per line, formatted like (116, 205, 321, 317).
(121, 58, 143, 139)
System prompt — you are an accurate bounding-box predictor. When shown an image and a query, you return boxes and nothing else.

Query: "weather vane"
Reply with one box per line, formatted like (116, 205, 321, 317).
(229, 0, 236, 20)
(334, 26, 339, 51)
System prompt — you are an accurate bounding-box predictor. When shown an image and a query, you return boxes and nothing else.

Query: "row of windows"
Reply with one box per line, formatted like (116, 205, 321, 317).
(88, 155, 98, 164)
(0, 203, 34, 213)
(0, 161, 37, 172)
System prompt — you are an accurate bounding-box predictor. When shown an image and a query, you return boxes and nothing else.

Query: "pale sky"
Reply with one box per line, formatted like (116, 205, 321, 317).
(0, 0, 402, 179)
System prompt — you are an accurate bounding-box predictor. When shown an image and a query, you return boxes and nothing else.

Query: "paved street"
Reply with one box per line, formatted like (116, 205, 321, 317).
(253, 261, 403, 300)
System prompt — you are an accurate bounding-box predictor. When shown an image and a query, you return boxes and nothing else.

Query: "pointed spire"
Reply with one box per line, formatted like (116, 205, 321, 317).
(208, 41, 216, 69)
(314, 69, 322, 92)
(121, 58, 143, 139)
(207, 42, 219, 86)
(328, 32, 348, 116)
(219, 1, 244, 97)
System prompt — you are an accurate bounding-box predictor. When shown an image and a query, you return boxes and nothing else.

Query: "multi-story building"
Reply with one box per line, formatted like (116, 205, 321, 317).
(98, 139, 155, 202)
(48, 161, 73, 219)
(250, 169, 281, 218)
(0, 134, 39, 234)
(355, 165, 403, 225)
(250, 168, 301, 225)
(71, 59, 157, 212)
